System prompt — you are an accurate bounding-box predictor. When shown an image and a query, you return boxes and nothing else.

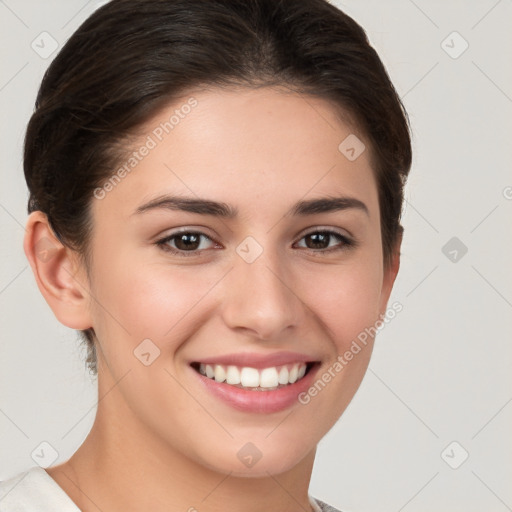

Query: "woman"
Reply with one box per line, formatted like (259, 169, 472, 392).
(0, 0, 412, 510)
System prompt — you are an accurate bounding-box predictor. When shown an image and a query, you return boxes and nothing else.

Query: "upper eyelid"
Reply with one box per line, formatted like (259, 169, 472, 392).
(298, 226, 352, 239)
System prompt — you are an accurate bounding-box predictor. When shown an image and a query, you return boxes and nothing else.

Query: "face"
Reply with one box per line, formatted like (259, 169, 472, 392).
(84, 86, 398, 476)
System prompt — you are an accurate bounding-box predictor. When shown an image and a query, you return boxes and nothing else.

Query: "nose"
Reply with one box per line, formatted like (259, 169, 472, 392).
(220, 245, 304, 341)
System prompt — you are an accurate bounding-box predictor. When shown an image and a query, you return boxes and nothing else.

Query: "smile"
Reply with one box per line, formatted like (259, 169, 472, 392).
(191, 362, 312, 391)
(189, 352, 321, 413)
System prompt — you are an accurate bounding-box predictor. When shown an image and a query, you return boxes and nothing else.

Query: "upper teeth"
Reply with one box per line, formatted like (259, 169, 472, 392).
(198, 363, 308, 389)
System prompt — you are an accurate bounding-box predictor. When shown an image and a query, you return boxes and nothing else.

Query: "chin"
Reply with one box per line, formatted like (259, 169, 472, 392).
(195, 439, 313, 478)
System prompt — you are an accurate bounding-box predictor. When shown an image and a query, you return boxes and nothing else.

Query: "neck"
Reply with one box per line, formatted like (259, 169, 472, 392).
(50, 374, 317, 512)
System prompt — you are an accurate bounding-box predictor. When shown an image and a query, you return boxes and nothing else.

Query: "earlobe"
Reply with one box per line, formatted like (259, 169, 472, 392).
(23, 211, 93, 330)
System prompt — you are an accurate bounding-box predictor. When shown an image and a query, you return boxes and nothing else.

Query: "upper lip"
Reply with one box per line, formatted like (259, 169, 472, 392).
(190, 351, 320, 369)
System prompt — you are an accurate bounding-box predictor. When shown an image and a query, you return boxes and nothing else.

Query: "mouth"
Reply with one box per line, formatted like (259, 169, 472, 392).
(190, 361, 317, 391)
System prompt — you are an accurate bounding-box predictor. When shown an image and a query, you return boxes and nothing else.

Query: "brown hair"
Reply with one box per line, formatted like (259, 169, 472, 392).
(24, 0, 412, 376)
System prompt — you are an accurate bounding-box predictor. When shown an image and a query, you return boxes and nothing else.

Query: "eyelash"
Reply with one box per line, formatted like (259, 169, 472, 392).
(155, 228, 356, 258)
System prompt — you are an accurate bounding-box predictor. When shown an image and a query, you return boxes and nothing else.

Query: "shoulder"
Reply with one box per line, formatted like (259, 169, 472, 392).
(310, 495, 345, 512)
(0, 466, 80, 512)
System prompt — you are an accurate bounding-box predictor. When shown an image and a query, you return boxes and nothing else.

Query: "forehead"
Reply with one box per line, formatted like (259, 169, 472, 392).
(93, 86, 378, 222)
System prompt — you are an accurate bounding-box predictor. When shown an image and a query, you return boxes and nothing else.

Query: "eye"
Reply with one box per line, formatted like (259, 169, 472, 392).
(156, 228, 355, 258)
(294, 229, 354, 254)
(156, 230, 218, 257)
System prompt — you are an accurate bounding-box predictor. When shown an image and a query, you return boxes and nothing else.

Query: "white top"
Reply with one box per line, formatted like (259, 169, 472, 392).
(0, 466, 340, 512)
(0, 467, 80, 511)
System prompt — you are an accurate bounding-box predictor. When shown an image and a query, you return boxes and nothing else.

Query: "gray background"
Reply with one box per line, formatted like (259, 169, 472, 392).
(1, 1, 511, 511)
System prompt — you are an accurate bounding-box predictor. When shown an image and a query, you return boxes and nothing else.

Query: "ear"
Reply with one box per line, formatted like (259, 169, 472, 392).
(23, 211, 93, 330)
(378, 227, 403, 316)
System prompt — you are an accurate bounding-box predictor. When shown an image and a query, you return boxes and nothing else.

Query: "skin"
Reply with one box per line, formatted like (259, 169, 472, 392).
(24, 86, 401, 512)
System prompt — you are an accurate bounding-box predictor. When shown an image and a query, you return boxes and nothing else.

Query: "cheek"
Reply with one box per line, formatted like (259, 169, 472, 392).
(89, 254, 220, 356)
(302, 259, 384, 350)
(292, 260, 384, 434)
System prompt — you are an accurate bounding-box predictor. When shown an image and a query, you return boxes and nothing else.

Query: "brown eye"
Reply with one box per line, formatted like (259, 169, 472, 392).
(156, 231, 216, 256)
(295, 230, 353, 253)
(173, 232, 202, 251)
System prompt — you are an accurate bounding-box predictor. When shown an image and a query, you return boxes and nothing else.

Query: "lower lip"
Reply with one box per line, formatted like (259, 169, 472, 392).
(191, 363, 320, 413)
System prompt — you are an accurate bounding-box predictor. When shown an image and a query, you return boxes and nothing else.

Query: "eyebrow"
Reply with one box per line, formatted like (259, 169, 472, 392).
(133, 194, 369, 218)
